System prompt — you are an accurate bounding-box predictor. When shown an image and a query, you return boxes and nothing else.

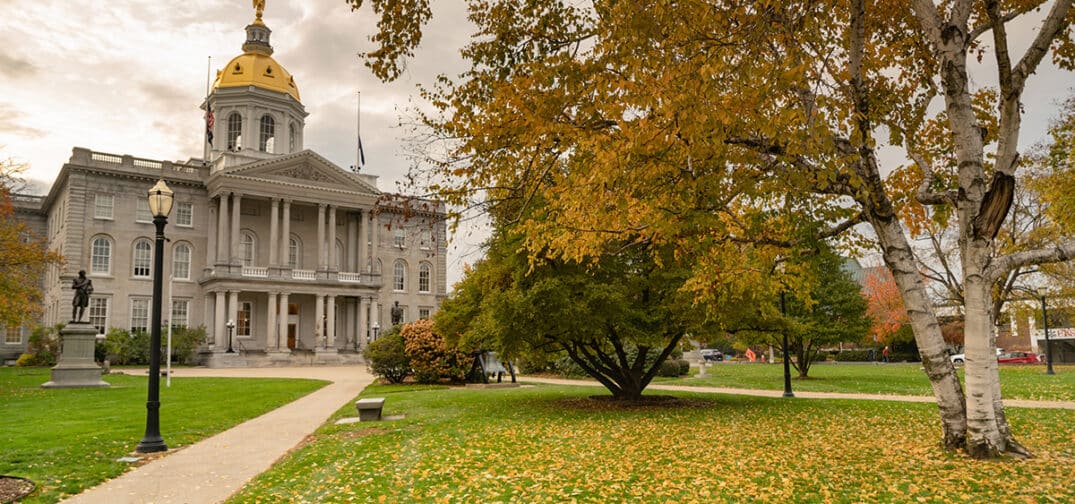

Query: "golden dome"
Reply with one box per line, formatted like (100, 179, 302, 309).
(212, 52, 301, 103)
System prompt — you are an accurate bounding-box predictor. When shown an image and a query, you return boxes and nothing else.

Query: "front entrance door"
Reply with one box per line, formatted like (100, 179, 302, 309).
(287, 303, 299, 349)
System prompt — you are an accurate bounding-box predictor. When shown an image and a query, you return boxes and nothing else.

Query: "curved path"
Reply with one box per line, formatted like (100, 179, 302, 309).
(62, 366, 375, 504)
(521, 376, 1075, 410)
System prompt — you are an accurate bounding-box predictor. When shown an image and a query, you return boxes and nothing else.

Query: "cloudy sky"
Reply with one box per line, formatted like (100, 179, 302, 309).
(1, 1, 1073, 282)
(0, 0, 483, 285)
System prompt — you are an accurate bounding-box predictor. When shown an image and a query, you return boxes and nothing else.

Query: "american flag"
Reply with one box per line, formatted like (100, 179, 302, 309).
(205, 104, 215, 146)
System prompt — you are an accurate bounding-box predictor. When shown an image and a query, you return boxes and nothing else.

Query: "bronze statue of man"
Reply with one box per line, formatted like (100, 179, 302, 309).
(390, 301, 403, 326)
(71, 270, 93, 322)
(253, 0, 266, 21)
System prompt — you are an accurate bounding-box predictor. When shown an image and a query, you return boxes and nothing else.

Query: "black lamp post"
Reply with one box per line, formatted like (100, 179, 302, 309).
(781, 289, 794, 398)
(137, 179, 172, 454)
(1040, 295, 1056, 375)
(226, 319, 236, 353)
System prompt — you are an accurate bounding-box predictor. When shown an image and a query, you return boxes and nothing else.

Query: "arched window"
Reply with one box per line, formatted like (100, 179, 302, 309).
(240, 231, 256, 266)
(259, 114, 275, 152)
(173, 243, 191, 280)
(91, 236, 112, 274)
(419, 262, 432, 293)
(288, 236, 301, 268)
(393, 260, 406, 291)
(227, 113, 242, 150)
(289, 123, 297, 152)
(132, 239, 152, 278)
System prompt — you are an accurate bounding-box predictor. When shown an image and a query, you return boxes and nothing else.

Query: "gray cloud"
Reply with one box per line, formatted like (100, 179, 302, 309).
(0, 52, 37, 78)
(0, 103, 45, 138)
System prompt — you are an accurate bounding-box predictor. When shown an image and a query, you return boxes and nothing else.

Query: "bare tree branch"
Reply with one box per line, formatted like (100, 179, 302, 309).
(987, 239, 1075, 282)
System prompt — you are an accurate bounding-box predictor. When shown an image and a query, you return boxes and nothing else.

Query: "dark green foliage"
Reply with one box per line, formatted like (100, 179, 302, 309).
(657, 359, 691, 377)
(101, 328, 150, 365)
(15, 324, 61, 367)
(364, 328, 410, 384)
(834, 350, 874, 362)
(169, 326, 207, 364)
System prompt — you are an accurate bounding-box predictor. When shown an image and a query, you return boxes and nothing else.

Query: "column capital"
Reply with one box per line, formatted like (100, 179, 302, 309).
(318, 203, 327, 210)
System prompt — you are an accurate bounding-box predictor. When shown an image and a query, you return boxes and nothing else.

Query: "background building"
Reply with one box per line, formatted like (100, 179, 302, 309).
(11, 9, 447, 365)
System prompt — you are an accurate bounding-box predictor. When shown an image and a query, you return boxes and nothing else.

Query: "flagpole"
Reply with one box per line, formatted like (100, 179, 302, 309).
(203, 56, 212, 163)
(166, 274, 173, 387)
(361, 91, 365, 174)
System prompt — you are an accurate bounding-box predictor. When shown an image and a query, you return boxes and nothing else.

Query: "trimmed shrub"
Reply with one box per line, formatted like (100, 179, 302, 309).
(657, 359, 690, 377)
(16, 325, 61, 367)
(169, 326, 206, 365)
(101, 328, 150, 365)
(678, 359, 691, 375)
(401, 319, 469, 384)
(364, 328, 410, 384)
(834, 349, 873, 362)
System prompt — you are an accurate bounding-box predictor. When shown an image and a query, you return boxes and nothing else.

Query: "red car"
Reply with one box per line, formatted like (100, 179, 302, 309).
(997, 352, 1042, 364)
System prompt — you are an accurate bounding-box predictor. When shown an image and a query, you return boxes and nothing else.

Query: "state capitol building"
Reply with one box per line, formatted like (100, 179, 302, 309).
(6, 8, 447, 365)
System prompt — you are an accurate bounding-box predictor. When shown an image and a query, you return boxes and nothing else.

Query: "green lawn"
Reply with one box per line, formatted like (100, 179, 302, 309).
(229, 383, 1075, 503)
(659, 362, 1075, 401)
(0, 367, 327, 503)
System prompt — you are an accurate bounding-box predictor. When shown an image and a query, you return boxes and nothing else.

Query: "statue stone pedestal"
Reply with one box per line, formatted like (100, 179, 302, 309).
(42, 322, 109, 389)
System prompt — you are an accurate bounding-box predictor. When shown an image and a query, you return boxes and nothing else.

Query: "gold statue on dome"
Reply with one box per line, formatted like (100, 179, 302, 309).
(253, 0, 266, 22)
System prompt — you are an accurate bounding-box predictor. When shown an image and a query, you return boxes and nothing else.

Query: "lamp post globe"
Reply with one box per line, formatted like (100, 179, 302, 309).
(226, 319, 236, 353)
(137, 179, 172, 454)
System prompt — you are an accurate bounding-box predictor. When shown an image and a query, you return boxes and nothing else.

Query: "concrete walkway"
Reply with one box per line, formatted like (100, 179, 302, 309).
(63, 366, 375, 504)
(521, 376, 1075, 410)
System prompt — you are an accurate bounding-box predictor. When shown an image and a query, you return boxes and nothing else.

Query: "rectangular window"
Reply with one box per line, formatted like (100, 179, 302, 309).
(170, 299, 189, 328)
(418, 307, 431, 320)
(176, 202, 193, 227)
(130, 298, 150, 333)
(238, 301, 252, 337)
(94, 194, 114, 220)
(393, 228, 406, 248)
(136, 198, 152, 223)
(420, 229, 432, 250)
(89, 297, 109, 335)
(4, 325, 22, 344)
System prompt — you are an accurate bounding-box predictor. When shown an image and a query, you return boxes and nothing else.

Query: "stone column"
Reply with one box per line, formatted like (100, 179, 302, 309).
(228, 290, 240, 343)
(317, 203, 326, 271)
(345, 297, 356, 350)
(369, 213, 379, 274)
(357, 210, 368, 274)
(217, 194, 229, 264)
(327, 295, 337, 349)
(266, 292, 277, 351)
(328, 205, 337, 271)
(268, 198, 279, 267)
(277, 292, 290, 350)
(214, 290, 226, 352)
(230, 193, 242, 265)
(346, 213, 357, 273)
(280, 200, 291, 270)
(358, 296, 369, 351)
(206, 204, 217, 273)
(204, 294, 214, 347)
(314, 294, 324, 348)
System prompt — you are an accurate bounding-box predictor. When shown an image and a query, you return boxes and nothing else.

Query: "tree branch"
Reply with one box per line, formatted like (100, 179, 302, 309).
(987, 239, 1075, 282)
(1010, 0, 1073, 94)
(910, 151, 957, 205)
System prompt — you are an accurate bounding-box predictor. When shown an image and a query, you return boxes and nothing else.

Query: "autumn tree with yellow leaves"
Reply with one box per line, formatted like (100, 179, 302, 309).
(350, 0, 1075, 458)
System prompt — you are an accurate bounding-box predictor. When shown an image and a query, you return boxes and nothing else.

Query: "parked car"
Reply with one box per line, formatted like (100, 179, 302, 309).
(700, 349, 724, 362)
(949, 348, 1003, 365)
(997, 351, 1042, 364)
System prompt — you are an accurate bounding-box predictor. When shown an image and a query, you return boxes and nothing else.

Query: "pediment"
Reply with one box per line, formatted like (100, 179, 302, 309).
(221, 150, 379, 195)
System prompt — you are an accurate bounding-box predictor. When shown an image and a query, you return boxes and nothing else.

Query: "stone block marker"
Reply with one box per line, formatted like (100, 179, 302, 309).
(355, 397, 385, 421)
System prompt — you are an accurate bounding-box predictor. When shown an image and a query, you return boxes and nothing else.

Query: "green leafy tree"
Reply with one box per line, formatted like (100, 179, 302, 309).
(735, 247, 871, 378)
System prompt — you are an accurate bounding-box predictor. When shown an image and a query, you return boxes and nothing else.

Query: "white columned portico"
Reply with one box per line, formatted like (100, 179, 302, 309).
(269, 198, 279, 267)
(280, 200, 291, 270)
(265, 292, 277, 351)
(327, 295, 337, 349)
(277, 292, 290, 350)
(214, 291, 226, 352)
(230, 193, 242, 265)
(216, 194, 229, 264)
(328, 205, 337, 271)
(314, 294, 324, 348)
